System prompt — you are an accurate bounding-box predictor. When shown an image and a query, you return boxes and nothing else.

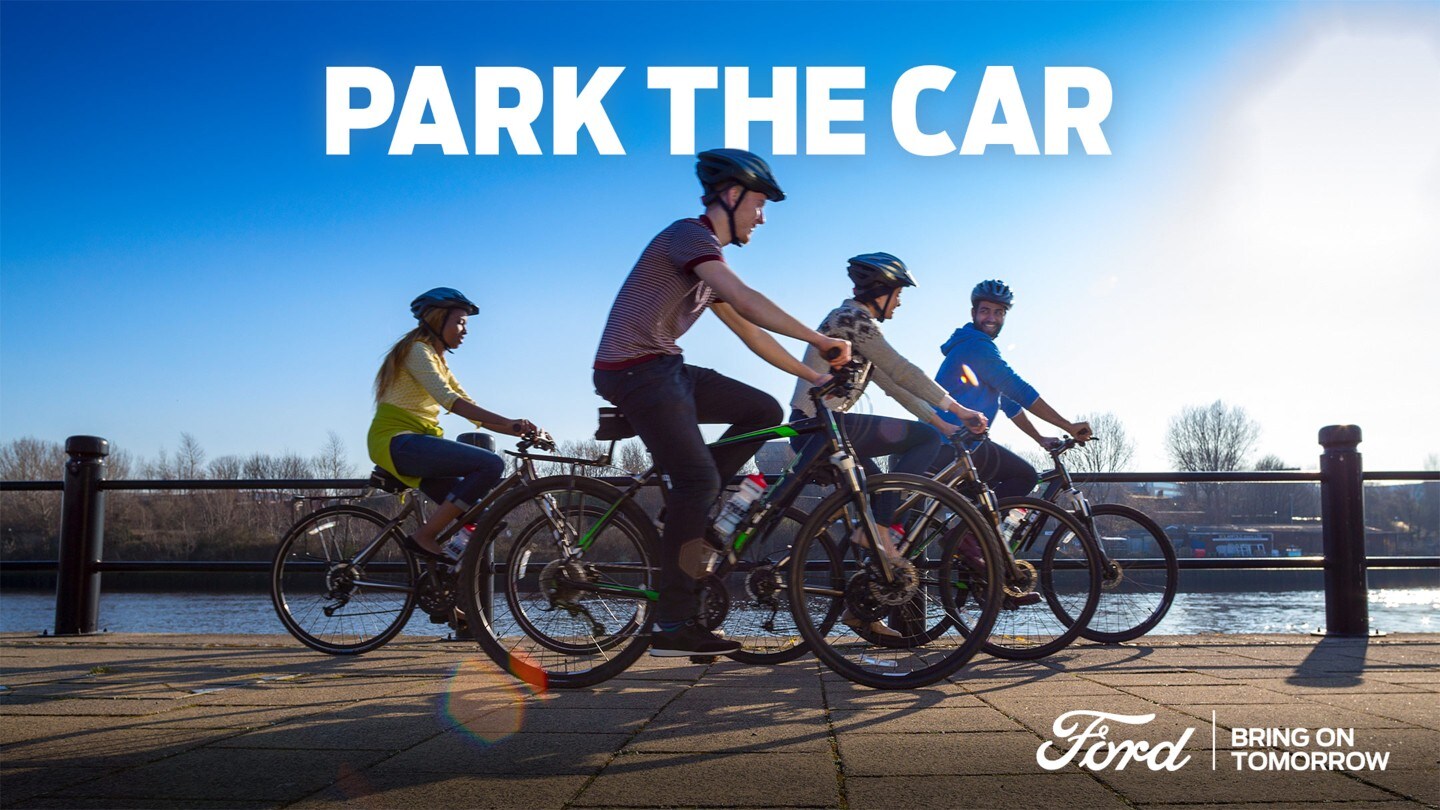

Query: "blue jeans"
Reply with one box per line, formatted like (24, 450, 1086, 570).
(594, 355, 782, 623)
(389, 433, 505, 510)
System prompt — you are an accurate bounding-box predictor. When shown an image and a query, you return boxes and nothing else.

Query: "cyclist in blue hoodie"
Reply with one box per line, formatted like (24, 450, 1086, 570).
(933, 280, 1093, 498)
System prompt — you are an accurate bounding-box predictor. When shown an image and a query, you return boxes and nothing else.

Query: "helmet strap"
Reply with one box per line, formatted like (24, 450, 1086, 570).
(719, 187, 746, 247)
(418, 309, 457, 354)
(856, 287, 894, 322)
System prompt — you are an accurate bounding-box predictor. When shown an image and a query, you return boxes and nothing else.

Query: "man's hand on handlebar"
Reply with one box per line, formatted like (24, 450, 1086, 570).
(1039, 436, 1064, 451)
(816, 336, 851, 368)
(961, 411, 988, 434)
(1068, 421, 1093, 444)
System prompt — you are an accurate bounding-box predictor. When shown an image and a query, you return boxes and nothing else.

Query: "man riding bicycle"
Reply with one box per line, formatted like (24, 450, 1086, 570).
(789, 253, 987, 636)
(933, 279, 1092, 498)
(592, 148, 851, 657)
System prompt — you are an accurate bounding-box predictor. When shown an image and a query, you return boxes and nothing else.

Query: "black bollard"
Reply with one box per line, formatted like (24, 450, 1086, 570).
(54, 436, 109, 635)
(1319, 425, 1368, 636)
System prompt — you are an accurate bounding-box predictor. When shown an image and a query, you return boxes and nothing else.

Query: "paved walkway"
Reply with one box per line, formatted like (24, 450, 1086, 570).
(1, 632, 1436, 809)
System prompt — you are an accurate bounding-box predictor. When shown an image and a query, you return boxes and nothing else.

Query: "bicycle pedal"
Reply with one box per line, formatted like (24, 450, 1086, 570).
(688, 655, 719, 665)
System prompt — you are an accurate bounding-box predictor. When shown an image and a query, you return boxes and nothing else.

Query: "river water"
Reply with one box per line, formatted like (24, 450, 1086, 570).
(1, 589, 1436, 638)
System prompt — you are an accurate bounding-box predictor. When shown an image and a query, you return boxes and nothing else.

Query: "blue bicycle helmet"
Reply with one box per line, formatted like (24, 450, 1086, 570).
(410, 288, 478, 320)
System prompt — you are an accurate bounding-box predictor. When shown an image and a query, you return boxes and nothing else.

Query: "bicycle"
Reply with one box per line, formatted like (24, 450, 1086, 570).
(462, 363, 1007, 690)
(269, 430, 578, 655)
(1036, 437, 1179, 643)
(923, 431, 1105, 660)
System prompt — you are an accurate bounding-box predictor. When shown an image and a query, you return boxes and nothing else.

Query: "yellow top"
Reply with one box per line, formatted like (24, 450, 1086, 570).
(366, 340, 481, 487)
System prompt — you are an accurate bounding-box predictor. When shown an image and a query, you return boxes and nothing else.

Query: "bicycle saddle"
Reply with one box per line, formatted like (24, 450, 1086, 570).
(367, 466, 409, 494)
(596, 407, 637, 441)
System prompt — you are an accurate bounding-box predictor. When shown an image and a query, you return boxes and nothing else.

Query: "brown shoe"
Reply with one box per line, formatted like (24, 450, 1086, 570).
(842, 609, 903, 639)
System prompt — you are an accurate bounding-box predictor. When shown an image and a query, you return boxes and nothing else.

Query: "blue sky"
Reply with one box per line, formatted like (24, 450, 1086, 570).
(3, 1, 1437, 473)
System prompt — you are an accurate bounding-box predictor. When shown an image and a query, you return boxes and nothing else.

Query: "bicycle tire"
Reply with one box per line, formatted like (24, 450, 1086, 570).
(462, 475, 656, 690)
(271, 504, 420, 655)
(788, 473, 1003, 690)
(724, 506, 845, 665)
(982, 495, 1102, 660)
(1049, 503, 1178, 644)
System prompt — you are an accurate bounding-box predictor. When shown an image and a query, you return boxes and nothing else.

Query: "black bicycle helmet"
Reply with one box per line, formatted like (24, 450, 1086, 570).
(696, 148, 785, 204)
(410, 287, 479, 320)
(847, 253, 916, 289)
(970, 279, 1014, 308)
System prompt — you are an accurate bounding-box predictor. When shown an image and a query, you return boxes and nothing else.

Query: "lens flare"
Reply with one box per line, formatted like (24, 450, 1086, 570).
(442, 657, 543, 745)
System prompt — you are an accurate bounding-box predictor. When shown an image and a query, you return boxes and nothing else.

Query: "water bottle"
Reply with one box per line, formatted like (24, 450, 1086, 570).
(1058, 488, 1083, 512)
(999, 509, 1026, 540)
(713, 474, 768, 537)
(442, 523, 475, 560)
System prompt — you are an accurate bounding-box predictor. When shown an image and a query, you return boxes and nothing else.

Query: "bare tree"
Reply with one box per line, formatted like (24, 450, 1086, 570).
(1166, 400, 1260, 522)
(312, 431, 357, 481)
(208, 455, 243, 480)
(1166, 400, 1259, 472)
(175, 433, 206, 480)
(0, 437, 66, 556)
(616, 439, 651, 475)
(1063, 411, 1137, 503)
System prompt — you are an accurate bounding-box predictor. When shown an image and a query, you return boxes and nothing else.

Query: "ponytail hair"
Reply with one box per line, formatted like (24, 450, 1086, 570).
(373, 307, 453, 402)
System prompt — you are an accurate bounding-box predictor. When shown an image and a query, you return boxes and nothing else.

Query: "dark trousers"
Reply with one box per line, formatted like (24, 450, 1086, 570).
(594, 355, 782, 623)
(791, 410, 944, 522)
(932, 438, 1039, 500)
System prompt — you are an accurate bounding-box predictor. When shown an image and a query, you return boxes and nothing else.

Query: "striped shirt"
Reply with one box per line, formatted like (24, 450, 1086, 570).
(594, 217, 724, 368)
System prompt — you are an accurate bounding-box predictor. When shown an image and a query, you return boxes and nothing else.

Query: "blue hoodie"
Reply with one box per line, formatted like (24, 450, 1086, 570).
(934, 323, 1040, 426)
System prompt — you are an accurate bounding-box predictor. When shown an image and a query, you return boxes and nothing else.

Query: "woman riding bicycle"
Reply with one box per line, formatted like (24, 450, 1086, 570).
(789, 253, 987, 633)
(367, 287, 543, 560)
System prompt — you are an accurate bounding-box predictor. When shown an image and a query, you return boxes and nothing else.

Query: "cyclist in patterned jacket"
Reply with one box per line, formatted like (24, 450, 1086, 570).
(933, 279, 1093, 499)
(593, 148, 851, 657)
(789, 254, 987, 635)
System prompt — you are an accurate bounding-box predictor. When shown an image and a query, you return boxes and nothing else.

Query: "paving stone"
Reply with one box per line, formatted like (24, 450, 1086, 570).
(573, 751, 838, 807)
(289, 772, 591, 809)
(2, 725, 229, 767)
(1078, 671, 1234, 687)
(1347, 767, 1440, 806)
(0, 697, 202, 717)
(1293, 691, 1440, 729)
(208, 708, 446, 750)
(1243, 677, 1432, 695)
(629, 706, 829, 753)
(846, 772, 1127, 809)
(378, 731, 629, 775)
(47, 747, 390, 802)
(12, 798, 280, 809)
(0, 765, 118, 806)
(837, 730, 1052, 776)
(1117, 683, 1296, 705)
(1091, 762, 1396, 804)
(128, 703, 335, 729)
(829, 705, 1024, 734)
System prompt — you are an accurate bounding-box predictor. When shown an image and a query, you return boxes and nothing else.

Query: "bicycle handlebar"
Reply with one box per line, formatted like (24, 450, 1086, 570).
(518, 429, 558, 453)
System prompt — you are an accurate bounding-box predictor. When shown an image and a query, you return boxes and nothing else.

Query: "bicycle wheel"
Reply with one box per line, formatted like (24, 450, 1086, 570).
(984, 495, 1102, 660)
(788, 473, 1002, 690)
(271, 504, 419, 655)
(462, 476, 656, 689)
(1049, 503, 1178, 643)
(723, 506, 845, 665)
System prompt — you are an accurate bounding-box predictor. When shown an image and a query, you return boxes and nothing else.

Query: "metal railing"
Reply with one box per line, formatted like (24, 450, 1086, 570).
(2, 426, 1436, 637)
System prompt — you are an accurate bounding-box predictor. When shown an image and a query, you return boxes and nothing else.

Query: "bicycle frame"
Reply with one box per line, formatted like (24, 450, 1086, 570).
(546, 377, 913, 605)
